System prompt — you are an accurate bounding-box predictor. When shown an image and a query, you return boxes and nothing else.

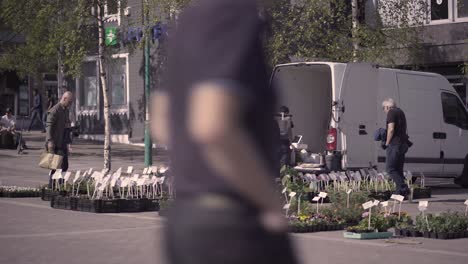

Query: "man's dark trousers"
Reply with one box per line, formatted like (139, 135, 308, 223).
(28, 109, 45, 131)
(386, 143, 409, 194)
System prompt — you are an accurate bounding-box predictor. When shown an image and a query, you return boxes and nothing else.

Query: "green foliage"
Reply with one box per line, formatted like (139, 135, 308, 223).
(265, 0, 428, 67)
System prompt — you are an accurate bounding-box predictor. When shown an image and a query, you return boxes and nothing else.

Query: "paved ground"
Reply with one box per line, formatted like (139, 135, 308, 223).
(1, 132, 468, 264)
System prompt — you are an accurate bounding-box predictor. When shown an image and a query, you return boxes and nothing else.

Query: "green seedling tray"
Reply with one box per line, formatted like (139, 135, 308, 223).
(343, 231, 393, 240)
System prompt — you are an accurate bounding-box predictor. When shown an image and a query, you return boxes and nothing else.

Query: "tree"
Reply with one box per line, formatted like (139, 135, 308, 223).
(266, 0, 428, 68)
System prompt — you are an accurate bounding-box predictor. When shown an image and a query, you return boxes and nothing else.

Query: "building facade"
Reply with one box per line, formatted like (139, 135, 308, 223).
(75, 0, 167, 144)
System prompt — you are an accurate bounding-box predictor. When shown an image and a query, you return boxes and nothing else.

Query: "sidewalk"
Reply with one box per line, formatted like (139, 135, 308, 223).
(0, 131, 169, 187)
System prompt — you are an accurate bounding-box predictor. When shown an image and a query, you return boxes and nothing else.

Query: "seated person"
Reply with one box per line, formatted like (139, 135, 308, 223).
(0, 108, 26, 149)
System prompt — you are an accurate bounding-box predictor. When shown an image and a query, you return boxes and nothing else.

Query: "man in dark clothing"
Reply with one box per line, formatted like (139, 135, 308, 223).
(46, 92, 73, 187)
(151, 1, 297, 264)
(382, 98, 410, 196)
(276, 106, 294, 167)
(28, 89, 45, 132)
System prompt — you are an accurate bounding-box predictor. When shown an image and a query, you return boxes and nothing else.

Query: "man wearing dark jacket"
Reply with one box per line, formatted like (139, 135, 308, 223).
(382, 98, 410, 196)
(46, 91, 73, 187)
(28, 89, 45, 132)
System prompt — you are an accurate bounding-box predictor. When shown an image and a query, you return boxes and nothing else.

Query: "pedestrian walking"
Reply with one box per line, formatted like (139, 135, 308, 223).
(28, 89, 45, 132)
(43, 90, 56, 130)
(382, 98, 411, 196)
(45, 91, 73, 188)
(152, 1, 297, 264)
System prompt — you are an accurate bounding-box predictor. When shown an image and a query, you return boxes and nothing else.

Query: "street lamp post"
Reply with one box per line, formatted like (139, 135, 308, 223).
(144, 0, 153, 168)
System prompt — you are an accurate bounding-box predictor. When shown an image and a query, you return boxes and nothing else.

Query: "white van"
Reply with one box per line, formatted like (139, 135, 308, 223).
(272, 62, 468, 185)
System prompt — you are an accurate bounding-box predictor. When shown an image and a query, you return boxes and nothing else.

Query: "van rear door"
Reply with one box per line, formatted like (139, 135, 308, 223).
(340, 63, 378, 169)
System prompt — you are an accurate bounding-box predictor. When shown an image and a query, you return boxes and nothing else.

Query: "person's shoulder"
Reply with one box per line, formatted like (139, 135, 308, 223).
(49, 103, 60, 112)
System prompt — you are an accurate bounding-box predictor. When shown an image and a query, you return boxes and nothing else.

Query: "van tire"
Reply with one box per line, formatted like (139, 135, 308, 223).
(455, 154, 468, 188)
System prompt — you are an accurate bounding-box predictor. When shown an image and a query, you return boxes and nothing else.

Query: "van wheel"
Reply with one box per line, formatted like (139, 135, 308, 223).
(455, 154, 468, 188)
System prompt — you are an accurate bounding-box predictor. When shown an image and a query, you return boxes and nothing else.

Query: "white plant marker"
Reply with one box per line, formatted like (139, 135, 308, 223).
(143, 168, 149, 175)
(362, 201, 375, 230)
(346, 189, 352, 208)
(319, 192, 328, 207)
(381, 201, 389, 214)
(283, 203, 290, 216)
(418, 200, 429, 218)
(127, 166, 133, 174)
(88, 168, 93, 175)
(464, 199, 468, 216)
(391, 194, 405, 219)
(312, 196, 321, 213)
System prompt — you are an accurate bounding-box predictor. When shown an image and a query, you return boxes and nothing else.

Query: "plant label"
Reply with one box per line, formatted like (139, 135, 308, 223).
(63, 171, 72, 182)
(329, 173, 337, 181)
(159, 167, 168, 174)
(373, 200, 380, 206)
(282, 187, 287, 194)
(319, 192, 328, 198)
(354, 172, 362, 181)
(143, 168, 148, 175)
(88, 168, 93, 175)
(159, 176, 166, 184)
(362, 201, 374, 210)
(464, 199, 468, 206)
(132, 174, 140, 180)
(147, 167, 153, 174)
(283, 203, 290, 210)
(137, 178, 146, 186)
(52, 169, 62, 180)
(127, 166, 133, 174)
(73, 171, 81, 183)
(289, 192, 297, 198)
(312, 196, 321, 202)
(381, 201, 389, 207)
(419, 201, 429, 208)
(391, 194, 404, 202)
(346, 189, 352, 194)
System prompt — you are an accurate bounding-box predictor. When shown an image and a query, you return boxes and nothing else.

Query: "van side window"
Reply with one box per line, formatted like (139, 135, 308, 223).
(441, 92, 468, 130)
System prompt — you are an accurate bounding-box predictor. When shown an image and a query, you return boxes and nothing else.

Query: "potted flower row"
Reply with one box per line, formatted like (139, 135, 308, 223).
(0, 186, 41, 198)
(396, 212, 468, 239)
(288, 213, 346, 233)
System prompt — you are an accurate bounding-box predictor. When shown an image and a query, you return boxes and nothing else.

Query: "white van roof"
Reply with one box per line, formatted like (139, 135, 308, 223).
(275, 61, 444, 79)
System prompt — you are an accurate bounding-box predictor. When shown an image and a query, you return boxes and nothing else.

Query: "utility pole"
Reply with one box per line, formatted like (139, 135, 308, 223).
(144, 0, 153, 167)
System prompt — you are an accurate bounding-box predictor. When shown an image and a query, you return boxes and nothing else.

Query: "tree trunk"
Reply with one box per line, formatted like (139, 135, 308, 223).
(97, 1, 111, 171)
(351, 0, 359, 62)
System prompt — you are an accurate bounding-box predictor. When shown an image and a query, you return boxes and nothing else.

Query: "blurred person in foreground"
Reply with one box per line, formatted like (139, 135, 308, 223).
(46, 91, 73, 187)
(151, 0, 298, 263)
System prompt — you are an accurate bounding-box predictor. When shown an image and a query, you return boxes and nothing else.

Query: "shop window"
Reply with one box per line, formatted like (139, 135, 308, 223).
(441, 92, 468, 129)
(80, 62, 98, 107)
(108, 58, 126, 106)
(431, 0, 449, 20)
(458, 0, 468, 17)
(106, 0, 119, 16)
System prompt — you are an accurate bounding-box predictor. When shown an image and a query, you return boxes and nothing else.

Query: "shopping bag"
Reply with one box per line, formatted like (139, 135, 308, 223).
(38, 152, 63, 170)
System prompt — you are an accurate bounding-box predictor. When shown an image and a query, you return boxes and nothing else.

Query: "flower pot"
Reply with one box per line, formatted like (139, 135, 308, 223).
(410, 230, 422, 237)
(430, 232, 437, 239)
(437, 232, 448, 240)
(394, 229, 401, 236)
